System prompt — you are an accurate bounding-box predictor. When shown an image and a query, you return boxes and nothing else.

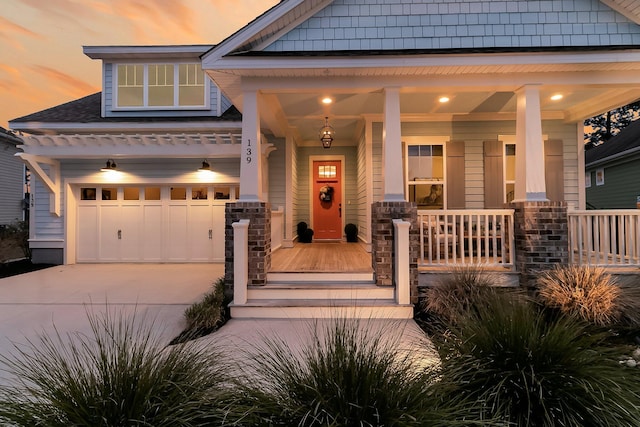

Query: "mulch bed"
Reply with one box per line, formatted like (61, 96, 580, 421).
(0, 259, 55, 278)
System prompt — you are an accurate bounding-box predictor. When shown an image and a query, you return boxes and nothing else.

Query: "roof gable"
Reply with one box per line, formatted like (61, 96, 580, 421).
(262, 0, 640, 53)
(201, 0, 333, 66)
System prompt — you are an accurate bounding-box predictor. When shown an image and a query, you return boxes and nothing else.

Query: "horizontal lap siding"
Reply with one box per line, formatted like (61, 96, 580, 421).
(0, 145, 23, 224)
(542, 120, 579, 207)
(586, 156, 640, 209)
(268, 137, 286, 211)
(357, 131, 369, 242)
(297, 146, 359, 229)
(369, 120, 577, 209)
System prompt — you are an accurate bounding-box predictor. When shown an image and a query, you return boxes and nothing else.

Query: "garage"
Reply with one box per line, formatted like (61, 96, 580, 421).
(76, 184, 235, 263)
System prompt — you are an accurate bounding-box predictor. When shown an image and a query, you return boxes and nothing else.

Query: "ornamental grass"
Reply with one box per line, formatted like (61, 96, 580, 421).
(238, 318, 487, 427)
(435, 291, 640, 427)
(0, 308, 238, 426)
(422, 265, 498, 324)
(536, 265, 621, 326)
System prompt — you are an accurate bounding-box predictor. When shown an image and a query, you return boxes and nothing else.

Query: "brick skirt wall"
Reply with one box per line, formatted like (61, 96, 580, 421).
(225, 202, 271, 296)
(371, 201, 419, 303)
(512, 201, 568, 286)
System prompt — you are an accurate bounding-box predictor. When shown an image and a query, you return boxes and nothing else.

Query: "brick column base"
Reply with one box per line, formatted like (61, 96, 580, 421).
(511, 201, 568, 287)
(225, 202, 271, 297)
(371, 201, 419, 303)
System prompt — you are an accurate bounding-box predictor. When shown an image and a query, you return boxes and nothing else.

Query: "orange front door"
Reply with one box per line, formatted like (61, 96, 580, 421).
(313, 160, 342, 239)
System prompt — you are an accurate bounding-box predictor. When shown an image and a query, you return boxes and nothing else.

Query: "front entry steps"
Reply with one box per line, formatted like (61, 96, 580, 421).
(229, 272, 413, 319)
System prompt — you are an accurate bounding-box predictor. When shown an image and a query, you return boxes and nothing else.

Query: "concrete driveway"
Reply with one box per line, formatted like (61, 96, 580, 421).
(0, 264, 223, 368)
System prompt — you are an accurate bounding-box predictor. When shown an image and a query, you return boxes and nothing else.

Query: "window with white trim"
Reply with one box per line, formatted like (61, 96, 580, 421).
(585, 171, 592, 188)
(116, 63, 206, 108)
(406, 143, 445, 209)
(595, 168, 605, 186)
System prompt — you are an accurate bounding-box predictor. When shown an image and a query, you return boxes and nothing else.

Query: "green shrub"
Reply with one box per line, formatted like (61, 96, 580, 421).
(536, 265, 621, 326)
(0, 308, 236, 426)
(240, 318, 483, 427)
(435, 291, 640, 426)
(172, 277, 228, 344)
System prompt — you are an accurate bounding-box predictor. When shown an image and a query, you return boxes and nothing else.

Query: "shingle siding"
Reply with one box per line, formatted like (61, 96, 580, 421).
(265, 0, 640, 52)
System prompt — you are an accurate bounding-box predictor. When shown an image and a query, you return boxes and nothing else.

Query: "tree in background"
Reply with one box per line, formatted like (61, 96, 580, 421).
(584, 100, 640, 149)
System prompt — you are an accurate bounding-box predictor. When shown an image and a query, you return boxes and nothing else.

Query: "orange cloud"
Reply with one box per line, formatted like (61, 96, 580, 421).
(29, 65, 99, 98)
(0, 15, 44, 50)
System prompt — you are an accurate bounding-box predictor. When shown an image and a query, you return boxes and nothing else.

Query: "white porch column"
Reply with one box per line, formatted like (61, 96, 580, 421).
(240, 90, 263, 201)
(514, 85, 548, 202)
(383, 87, 405, 201)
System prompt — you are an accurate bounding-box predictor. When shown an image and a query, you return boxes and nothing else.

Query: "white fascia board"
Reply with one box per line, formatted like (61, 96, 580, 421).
(84, 45, 214, 60)
(201, 0, 333, 67)
(10, 121, 242, 134)
(212, 49, 640, 72)
(600, 0, 640, 24)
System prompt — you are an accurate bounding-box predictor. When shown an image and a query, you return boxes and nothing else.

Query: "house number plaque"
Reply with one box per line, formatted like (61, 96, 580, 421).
(246, 139, 252, 164)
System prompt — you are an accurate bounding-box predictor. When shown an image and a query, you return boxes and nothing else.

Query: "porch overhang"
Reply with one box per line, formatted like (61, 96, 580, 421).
(204, 48, 640, 134)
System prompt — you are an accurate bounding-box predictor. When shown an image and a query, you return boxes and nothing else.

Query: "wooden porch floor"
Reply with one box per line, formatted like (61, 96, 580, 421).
(270, 242, 373, 273)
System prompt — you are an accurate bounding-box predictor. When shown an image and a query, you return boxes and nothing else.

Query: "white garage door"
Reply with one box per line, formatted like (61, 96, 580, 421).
(77, 185, 235, 263)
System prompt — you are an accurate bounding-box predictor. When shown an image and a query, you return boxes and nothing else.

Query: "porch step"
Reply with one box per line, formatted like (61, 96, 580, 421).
(229, 299, 413, 319)
(267, 272, 375, 283)
(232, 271, 411, 319)
(248, 283, 394, 300)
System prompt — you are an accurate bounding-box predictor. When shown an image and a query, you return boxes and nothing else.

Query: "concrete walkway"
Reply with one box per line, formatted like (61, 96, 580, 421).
(0, 263, 438, 385)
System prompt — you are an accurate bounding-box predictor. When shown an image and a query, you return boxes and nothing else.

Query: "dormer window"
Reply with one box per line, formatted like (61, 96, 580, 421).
(115, 63, 206, 109)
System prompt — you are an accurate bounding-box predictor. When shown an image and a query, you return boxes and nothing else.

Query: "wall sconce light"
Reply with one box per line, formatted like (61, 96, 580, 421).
(101, 159, 117, 171)
(198, 160, 211, 171)
(318, 116, 334, 149)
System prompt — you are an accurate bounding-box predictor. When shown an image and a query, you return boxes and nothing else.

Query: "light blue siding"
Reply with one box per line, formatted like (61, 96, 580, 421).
(0, 141, 24, 225)
(265, 0, 640, 52)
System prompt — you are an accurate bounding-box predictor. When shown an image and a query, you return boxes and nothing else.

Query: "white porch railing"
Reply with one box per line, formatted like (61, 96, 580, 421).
(418, 209, 515, 269)
(568, 210, 640, 267)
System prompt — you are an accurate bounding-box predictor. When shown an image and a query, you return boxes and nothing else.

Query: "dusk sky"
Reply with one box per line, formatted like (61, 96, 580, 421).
(0, 0, 279, 129)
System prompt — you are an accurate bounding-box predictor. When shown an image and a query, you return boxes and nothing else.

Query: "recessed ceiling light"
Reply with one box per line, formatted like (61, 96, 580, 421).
(550, 94, 563, 101)
(321, 97, 333, 104)
(439, 96, 450, 103)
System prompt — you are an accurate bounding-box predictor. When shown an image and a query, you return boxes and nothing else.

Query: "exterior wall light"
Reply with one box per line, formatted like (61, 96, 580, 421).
(198, 160, 211, 171)
(101, 159, 117, 171)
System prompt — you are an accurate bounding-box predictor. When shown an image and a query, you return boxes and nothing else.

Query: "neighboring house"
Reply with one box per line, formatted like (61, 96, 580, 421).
(0, 127, 25, 227)
(10, 0, 640, 318)
(585, 118, 640, 209)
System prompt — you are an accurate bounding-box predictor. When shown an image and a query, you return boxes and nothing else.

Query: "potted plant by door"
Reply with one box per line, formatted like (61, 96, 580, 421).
(345, 223, 358, 242)
(297, 221, 314, 243)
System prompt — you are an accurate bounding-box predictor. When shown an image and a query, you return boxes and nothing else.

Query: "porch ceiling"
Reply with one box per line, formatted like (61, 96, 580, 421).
(206, 50, 640, 144)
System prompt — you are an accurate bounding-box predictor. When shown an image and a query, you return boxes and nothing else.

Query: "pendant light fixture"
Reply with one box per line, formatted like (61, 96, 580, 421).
(318, 116, 335, 149)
